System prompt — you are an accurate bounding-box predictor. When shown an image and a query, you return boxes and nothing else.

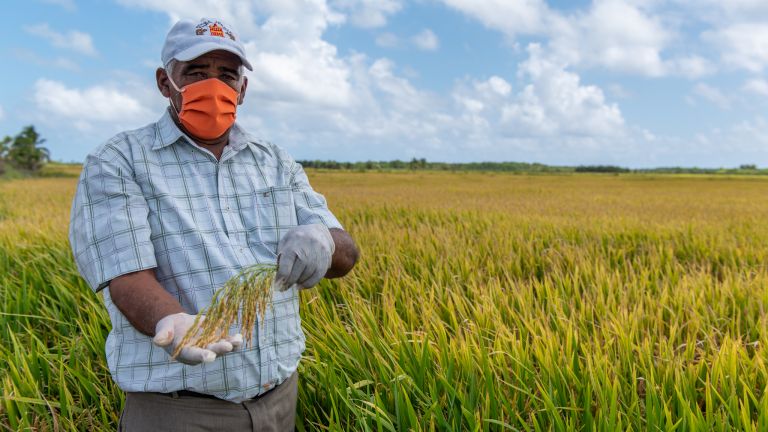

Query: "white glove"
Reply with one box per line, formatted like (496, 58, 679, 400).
(152, 312, 243, 365)
(275, 224, 335, 291)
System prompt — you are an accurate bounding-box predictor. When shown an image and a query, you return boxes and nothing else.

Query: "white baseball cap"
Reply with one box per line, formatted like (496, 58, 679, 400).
(161, 18, 252, 71)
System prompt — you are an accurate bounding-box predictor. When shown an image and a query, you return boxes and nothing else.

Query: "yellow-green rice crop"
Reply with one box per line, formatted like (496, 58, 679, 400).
(2, 171, 768, 431)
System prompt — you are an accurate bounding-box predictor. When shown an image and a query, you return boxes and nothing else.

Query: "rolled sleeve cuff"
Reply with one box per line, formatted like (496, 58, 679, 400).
(76, 237, 157, 293)
(297, 206, 343, 231)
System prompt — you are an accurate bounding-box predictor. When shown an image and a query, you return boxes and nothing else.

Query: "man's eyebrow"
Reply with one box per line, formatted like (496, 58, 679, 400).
(219, 65, 240, 75)
(182, 63, 208, 73)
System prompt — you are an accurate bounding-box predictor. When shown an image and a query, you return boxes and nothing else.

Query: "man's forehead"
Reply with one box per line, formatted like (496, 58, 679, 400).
(183, 50, 242, 67)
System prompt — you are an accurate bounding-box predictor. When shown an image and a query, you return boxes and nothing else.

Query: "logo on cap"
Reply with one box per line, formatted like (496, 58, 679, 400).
(193, 19, 236, 40)
(209, 23, 224, 37)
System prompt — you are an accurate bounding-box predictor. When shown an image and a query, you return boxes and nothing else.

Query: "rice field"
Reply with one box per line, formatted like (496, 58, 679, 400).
(2, 170, 768, 431)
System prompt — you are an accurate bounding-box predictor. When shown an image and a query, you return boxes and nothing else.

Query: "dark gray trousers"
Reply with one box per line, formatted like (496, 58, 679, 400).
(118, 371, 297, 431)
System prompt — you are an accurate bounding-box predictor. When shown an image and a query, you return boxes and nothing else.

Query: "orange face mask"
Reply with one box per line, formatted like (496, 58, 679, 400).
(168, 76, 240, 140)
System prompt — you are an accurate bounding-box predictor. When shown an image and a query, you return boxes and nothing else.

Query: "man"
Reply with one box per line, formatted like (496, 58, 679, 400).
(69, 17, 359, 431)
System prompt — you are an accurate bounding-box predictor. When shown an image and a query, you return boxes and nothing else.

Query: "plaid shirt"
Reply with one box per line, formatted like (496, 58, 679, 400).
(69, 110, 341, 402)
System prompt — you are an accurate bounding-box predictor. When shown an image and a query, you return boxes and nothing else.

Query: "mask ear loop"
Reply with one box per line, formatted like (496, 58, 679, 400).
(166, 73, 185, 114)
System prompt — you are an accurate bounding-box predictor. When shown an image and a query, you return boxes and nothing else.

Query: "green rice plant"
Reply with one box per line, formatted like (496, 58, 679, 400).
(172, 264, 277, 358)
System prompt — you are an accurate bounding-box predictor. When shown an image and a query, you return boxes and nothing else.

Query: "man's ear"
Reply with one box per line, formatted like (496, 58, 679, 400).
(156, 68, 171, 98)
(237, 76, 248, 105)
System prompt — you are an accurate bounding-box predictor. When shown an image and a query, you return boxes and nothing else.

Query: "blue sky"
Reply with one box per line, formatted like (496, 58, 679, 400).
(3, 0, 768, 168)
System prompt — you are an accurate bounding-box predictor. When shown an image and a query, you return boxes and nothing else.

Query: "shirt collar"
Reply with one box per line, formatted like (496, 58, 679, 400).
(152, 108, 252, 154)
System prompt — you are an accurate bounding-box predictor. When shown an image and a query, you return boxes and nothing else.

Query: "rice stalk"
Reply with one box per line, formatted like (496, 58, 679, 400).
(172, 264, 277, 358)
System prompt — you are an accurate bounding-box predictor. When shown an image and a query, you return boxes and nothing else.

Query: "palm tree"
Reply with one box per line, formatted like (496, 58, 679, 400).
(7, 126, 49, 172)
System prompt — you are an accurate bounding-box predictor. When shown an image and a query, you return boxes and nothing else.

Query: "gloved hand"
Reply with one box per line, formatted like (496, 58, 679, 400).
(275, 224, 335, 291)
(152, 312, 244, 365)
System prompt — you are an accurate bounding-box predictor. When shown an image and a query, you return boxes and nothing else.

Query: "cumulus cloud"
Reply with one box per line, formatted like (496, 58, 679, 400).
(555, 0, 670, 76)
(744, 78, 768, 96)
(442, 0, 717, 79)
(331, 0, 402, 28)
(375, 32, 399, 48)
(440, 0, 550, 37)
(704, 23, 768, 73)
(115, 0, 264, 36)
(15, 48, 80, 71)
(24, 23, 97, 56)
(411, 29, 439, 51)
(674, 0, 768, 21)
(667, 56, 716, 79)
(33, 79, 155, 130)
(692, 83, 732, 109)
(505, 44, 625, 137)
(447, 43, 627, 162)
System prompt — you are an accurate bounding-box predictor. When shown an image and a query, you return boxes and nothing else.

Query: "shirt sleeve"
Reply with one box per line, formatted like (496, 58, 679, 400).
(289, 162, 343, 230)
(68, 144, 157, 293)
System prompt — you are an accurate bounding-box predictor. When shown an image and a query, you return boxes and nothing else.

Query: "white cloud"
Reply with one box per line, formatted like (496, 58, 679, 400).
(744, 78, 768, 96)
(115, 0, 264, 36)
(33, 79, 154, 130)
(411, 29, 439, 51)
(692, 83, 732, 109)
(446, 43, 627, 162)
(440, 0, 550, 37)
(667, 56, 716, 79)
(606, 83, 632, 99)
(674, 0, 768, 21)
(504, 44, 625, 137)
(14, 49, 80, 71)
(442, 0, 705, 78)
(550, 0, 670, 77)
(665, 116, 768, 167)
(0, 105, 5, 121)
(24, 23, 97, 56)
(331, 0, 402, 28)
(243, 5, 352, 108)
(375, 32, 399, 48)
(704, 23, 768, 73)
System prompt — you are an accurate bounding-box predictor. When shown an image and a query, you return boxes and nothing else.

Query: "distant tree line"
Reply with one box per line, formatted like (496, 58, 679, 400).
(0, 125, 49, 175)
(298, 158, 572, 173)
(298, 158, 765, 175)
(574, 165, 630, 173)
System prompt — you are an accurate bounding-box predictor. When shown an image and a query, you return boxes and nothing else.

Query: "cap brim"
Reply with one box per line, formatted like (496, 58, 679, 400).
(174, 42, 253, 71)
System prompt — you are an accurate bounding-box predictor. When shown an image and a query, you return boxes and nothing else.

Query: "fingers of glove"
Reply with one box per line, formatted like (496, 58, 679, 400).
(299, 267, 325, 290)
(206, 339, 234, 355)
(296, 261, 317, 288)
(285, 256, 308, 289)
(152, 319, 175, 347)
(226, 333, 243, 350)
(275, 253, 298, 290)
(284, 255, 309, 286)
(178, 346, 217, 365)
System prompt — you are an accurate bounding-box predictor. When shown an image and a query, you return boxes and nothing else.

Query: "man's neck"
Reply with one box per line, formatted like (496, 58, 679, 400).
(169, 109, 230, 160)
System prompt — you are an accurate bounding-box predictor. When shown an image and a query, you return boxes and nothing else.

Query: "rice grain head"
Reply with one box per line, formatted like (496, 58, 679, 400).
(172, 264, 277, 358)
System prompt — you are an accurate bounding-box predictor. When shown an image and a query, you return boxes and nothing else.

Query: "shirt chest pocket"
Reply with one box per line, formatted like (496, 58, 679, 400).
(252, 186, 298, 253)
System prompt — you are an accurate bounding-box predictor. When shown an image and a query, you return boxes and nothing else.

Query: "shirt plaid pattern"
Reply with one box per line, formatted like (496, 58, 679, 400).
(69, 110, 342, 403)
